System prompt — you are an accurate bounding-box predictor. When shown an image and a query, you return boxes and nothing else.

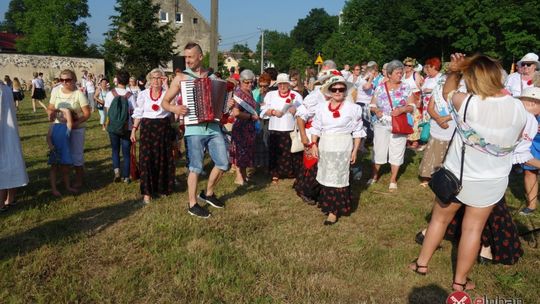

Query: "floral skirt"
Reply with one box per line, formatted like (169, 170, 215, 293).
(445, 197, 523, 265)
(318, 185, 352, 217)
(139, 118, 175, 197)
(418, 137, 449, 178)
(268, 130, 302, 179)
(294, 163, 320, 202)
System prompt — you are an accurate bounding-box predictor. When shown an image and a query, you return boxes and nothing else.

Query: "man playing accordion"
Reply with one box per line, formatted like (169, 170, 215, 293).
(162, 42, 232, 218)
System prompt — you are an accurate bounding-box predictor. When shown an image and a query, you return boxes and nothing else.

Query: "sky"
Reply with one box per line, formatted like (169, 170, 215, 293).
(0, 0, 348, 53)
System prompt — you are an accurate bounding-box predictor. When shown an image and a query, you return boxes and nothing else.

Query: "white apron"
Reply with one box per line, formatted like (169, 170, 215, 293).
(316, 133, 353, 187)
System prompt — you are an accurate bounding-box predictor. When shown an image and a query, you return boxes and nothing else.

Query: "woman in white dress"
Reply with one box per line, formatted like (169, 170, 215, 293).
(310, 75, 365, 225)
(0, 82, 29, 210)
(410, 53, 528, 292)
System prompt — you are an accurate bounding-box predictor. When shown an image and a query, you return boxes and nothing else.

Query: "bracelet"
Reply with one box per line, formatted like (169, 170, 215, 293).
(133, 126, 139, 130)
(308, 142, 317, 148)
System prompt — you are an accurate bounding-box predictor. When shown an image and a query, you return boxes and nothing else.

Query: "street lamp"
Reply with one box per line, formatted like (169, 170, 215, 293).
(258, 27, 264, 74)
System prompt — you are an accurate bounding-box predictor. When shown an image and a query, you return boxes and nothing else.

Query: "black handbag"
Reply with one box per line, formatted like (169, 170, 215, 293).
(428, 95, 472, 204)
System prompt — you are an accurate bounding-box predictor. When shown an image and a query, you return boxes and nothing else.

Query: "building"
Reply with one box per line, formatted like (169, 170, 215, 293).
(154, 0, 211, 61)
(0, 32, 20, 53)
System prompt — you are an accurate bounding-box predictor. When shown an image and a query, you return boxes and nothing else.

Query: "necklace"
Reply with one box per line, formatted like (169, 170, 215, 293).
(328, 101, 343, 118)
(279, 90, 290, 98)
(150, 87, 162, 111)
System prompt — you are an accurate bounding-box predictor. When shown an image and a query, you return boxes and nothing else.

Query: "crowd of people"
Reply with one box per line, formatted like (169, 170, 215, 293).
(2, 42, 540, 292)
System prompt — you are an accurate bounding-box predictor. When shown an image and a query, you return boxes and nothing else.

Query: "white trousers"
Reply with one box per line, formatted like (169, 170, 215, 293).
(372, 125, 407, 166)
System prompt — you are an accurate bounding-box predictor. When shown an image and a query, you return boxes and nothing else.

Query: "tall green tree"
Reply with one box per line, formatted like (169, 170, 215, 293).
(288, 48, 311, 73)
(290, 8, 338, 56)
(0, 0, 25, 33)
(256, 30, 294, 72)
(8, 0, 90, 55)
(103, 0, 177, 77)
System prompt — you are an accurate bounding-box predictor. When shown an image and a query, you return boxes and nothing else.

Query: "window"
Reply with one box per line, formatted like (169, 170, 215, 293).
(193, 18, 198, 24)
(175, 12, 183, 23)
(159, 10, 168, 22)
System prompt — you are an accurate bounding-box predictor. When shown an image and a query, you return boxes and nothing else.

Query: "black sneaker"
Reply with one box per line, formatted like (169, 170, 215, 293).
(188, 203, 211, 218)
(198, 191, 224, 208)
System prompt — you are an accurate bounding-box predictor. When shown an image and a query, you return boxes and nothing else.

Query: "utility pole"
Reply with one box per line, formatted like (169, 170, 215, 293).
(210, 0, 218, 71)
(259, 27, 264, 74)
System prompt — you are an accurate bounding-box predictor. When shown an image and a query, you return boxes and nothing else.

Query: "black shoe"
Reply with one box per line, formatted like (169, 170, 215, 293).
(415, 231, 425, 245)
(323, 217, 338, 226)
(188, 203, 211, 218)
(198, 191, 224, 208)
(478, 256, 493, 265)
(415, 230, 443, 250)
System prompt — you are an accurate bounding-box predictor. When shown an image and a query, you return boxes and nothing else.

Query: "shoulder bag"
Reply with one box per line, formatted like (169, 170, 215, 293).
(428, 95, 472, 204)
(385, 83, 414, 135)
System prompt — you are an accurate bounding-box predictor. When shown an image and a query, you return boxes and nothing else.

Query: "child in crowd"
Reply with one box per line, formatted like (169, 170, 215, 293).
(517, 87, 540, 215)
(47, 108, 77, 196)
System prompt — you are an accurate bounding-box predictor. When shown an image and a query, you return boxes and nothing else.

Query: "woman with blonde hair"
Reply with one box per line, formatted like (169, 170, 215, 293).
(402, 57, 424, 150)
(12, 77, 24, 110)
(46, 69, 91, 189)
(410, 53, 527, 292)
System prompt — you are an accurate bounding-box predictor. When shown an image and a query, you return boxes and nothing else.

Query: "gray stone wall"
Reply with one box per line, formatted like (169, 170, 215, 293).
(0, 53, 104, 87)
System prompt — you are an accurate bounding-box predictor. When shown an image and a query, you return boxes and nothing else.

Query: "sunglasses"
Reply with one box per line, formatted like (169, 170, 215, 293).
(522, 62, 535, 67)
(242, 80, 253, 84)
(329, 87, 346, 93)
(59, 78, 72, 83)
(405, 64, 414, 67)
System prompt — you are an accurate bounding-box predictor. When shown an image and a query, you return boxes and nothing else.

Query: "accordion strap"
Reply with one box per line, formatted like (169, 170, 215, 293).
(441, 94, 472, 185)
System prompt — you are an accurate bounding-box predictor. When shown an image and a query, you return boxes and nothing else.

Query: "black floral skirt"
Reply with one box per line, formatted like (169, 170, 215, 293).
(268, 130, 302, 179)
(318, 185, 352, 217)
(445, 197, 523, 265)
(294, 163, 320, 202)
(139, 118, 175, 197)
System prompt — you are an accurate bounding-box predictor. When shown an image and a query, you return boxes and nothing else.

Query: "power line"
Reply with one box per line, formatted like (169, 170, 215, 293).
(219, 31, 260, 43)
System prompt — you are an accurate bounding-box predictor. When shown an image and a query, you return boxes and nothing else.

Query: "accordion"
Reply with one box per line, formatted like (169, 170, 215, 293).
(180, 78, 228, 125)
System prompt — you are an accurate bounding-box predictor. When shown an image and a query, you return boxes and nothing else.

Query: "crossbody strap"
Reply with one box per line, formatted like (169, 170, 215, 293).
(384, 82, 394, 110)
(441, 94, 473, 185)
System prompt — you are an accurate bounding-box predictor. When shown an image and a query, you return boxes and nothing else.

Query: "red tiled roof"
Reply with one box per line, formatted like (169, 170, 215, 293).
(0, 32, 22, 51)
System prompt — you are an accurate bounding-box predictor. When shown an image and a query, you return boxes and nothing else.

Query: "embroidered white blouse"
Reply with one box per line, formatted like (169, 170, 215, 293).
(311, 101, 366, 138)
(261, 90, 303, 131)
(131, 88, 171, 119)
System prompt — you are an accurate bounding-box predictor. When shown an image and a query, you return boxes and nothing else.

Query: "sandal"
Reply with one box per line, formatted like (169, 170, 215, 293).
(409, 259, 428, 275)
(452, 279, 475, 291)
(271, 177, 279, 184)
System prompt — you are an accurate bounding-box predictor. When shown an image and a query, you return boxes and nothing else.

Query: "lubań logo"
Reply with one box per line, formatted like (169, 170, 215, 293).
(447, 291, 472, 304)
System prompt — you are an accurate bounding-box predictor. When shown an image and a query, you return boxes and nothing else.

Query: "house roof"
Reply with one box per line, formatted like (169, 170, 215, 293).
(0, 32, 21, 52)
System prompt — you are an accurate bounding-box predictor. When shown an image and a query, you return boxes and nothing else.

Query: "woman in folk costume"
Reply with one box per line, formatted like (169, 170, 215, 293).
(230, 70, 259, 185)
(309, 75, 365, 225)
(260, 73, 303, 184)
(294, 69, 340, 204)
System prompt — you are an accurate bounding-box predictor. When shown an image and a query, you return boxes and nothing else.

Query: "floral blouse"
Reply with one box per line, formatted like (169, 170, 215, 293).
(371, 82, 413, 126)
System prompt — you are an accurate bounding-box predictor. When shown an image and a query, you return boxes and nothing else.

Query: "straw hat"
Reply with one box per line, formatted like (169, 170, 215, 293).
(275, 73, 290, 85)
(320, 75, 353, 96)
(519, 87, 540, 101)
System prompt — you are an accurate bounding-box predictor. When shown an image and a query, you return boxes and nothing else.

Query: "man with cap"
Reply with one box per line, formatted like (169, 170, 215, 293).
(506, 52, 540, 97)
(260, 73, 303, 183)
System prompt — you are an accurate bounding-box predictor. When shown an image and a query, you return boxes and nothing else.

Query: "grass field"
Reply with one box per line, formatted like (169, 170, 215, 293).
(1, 96, 539, 303)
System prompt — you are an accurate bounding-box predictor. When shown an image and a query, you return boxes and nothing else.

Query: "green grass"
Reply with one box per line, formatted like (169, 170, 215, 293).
(1, 96, 539, 303)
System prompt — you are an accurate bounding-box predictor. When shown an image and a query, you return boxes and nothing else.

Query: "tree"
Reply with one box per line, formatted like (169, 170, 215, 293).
(230, 43, 252, 58)
(290, 8, 338, 56)
(103, 0, 177, 78)
(321, 27, 385, 67)
(8, 0, 90, 55)
(0, 0, 25, 33)
(256, 30, 294, 72)
(288, 48, 311, 73)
